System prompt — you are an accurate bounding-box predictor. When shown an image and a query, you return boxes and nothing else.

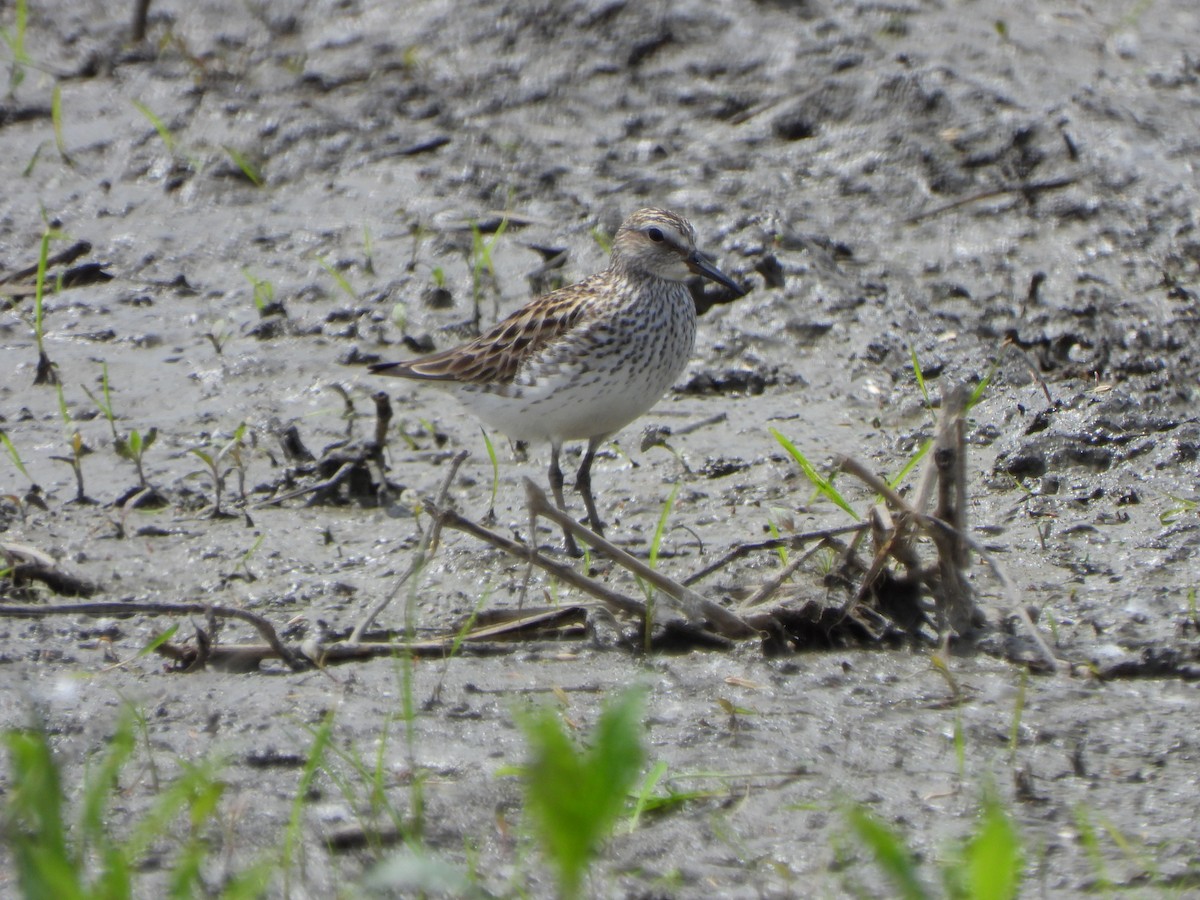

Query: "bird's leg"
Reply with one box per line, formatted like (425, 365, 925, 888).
(575, 437, 606, 537)
(548, 441, 581, 557)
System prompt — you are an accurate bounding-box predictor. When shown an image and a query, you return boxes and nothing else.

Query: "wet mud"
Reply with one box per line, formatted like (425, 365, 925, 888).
(2, 0, 1199, 896)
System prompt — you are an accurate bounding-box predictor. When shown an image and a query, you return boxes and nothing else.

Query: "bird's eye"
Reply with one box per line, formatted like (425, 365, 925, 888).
(647, 227, 664, 243)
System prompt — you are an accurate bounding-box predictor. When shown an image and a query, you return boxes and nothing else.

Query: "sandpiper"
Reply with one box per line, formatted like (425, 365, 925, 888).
(371, 208, 744, 554)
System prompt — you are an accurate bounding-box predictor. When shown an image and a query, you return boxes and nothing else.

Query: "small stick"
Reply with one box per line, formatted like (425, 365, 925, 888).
(838, 456, 1060, 672)
(0, 601, 307, 671)
(670, 412, 727, 437)
(253, 461, 357, 508)
(371, 391, 393, 449)
(0, 240, 92, 286)
(524, 479, 758, 638)
(736, 539, 833, 611)
(348, 450, 468, 643)
(904, 177, 1076, 224)
(683, 524, 867, 586)
(430, 502, 655, 622)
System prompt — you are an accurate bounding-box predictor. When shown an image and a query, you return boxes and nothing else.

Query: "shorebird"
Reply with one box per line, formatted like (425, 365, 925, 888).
(370, 208, 744, 554)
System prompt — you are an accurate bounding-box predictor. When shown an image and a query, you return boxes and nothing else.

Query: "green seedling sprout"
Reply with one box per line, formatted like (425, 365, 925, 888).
(188, 424, 249, 517)
(431, 266, 445, 288)
(390, 301, 408, 332)
(238, 533, 264, 580)
(519, 687, 646, 900)
(770, 428, 859, 520)
(204, 318, 234, 355)
(32, 219, 65, 385)
(953, 708, 966, 780)
(241, 269, 276, 314)
(431, 586, 492, 706)
(115, 427, 157, 493)
(316, 254, 356, 299)
(766, 514, 789, 566)
(1, 0, 29, 93)
(311, 711, 407, 846)
(469, 213, 509, 326)
(1097, 813, 1160, 886)
(49, 383, 90, 502)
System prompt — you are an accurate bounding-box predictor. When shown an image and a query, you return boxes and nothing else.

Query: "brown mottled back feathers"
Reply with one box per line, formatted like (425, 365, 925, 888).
(380, 275, 606, 385)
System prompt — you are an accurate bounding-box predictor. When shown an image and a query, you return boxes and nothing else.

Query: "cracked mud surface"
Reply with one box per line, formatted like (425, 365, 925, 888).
(2, 0, 1199, 895)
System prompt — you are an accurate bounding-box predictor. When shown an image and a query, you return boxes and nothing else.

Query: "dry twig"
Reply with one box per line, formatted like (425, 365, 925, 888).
(0, 601, 307, 671)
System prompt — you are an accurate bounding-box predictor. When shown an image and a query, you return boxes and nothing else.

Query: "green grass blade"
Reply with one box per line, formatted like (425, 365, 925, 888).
(21, 141, 43, 177)
(480, 427, 499, 512)
(316, 255, 355, 299)
(888, 438, 931, 490)
(1, 0, 29, 91)
(846, 805, 929, 900)
(910, 346, 930, 408)
(51, 83, 72, 166)
(362, 224, 374, 274)
(135, 624, 179, 660)
(4, 724, 86, 900)
(222, 145, 262, 186)
(770, 428, 859, 520)
(34, 226, 52, 353)
(483, 214, 508, 276)
(766, 517, 788, 566)
(1073, 804, 1110, 891)
(965, 794, 1022, 900)
(132, 100, 176, 154)
(626, 759, 669, 833)
(1008, 667, 1028, 760)
(967, 358, 1000, 410)
(649, 481, 680, 570)
(283, 708, 335, 871)
(54, 382, 71, 425)
(123, 759, 226, 865)
(79, 710, 136, 844)
(0, 430, 30, 479)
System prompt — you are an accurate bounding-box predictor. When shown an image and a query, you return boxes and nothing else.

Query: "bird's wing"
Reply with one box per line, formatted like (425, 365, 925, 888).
(370, 277, 603, 385)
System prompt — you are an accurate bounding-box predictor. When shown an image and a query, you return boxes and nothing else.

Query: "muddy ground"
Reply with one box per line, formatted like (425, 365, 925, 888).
(2, 0, 1199, 896)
